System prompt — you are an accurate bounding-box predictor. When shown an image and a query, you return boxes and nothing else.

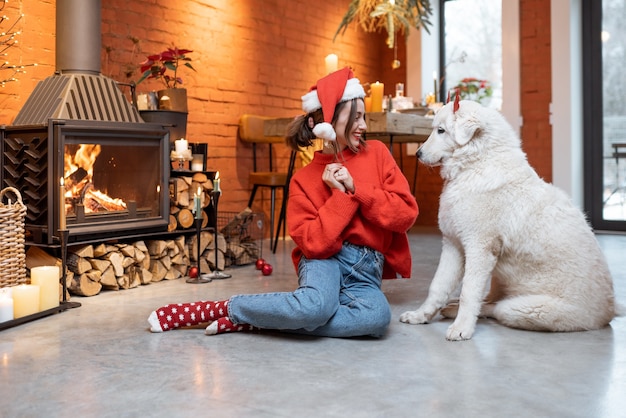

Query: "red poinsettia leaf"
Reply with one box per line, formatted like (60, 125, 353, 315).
(161, 50, 176, 60)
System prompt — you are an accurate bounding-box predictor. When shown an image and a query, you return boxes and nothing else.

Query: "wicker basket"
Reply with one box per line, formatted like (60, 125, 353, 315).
(0, 187, 27, 288)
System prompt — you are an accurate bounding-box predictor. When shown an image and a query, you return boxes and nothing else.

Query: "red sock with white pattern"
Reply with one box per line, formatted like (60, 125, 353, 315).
(205, 317, 256, 335)
(148, 300, 229, 332)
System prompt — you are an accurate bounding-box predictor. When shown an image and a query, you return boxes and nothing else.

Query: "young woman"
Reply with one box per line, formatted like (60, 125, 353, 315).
(148, 67, 419, 337)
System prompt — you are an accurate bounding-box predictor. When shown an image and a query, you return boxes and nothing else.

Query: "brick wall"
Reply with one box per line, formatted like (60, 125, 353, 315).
(0, 0, 552, 229)
(520, 0, 552, 182)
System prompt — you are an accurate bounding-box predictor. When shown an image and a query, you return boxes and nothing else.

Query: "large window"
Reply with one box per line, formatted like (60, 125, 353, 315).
(584, 0, 626, 230)
(441, 0, 502, 109)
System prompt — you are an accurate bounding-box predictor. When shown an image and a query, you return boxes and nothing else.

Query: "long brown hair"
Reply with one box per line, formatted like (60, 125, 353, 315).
(285, 98, 366, 155)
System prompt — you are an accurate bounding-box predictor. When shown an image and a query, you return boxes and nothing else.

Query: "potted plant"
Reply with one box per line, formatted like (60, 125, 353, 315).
(137, 47, 196, 112)
(450, 78, 493, 105)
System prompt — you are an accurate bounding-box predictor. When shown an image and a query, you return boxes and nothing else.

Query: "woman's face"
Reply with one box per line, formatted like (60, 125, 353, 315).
(334, 99, 366, 151)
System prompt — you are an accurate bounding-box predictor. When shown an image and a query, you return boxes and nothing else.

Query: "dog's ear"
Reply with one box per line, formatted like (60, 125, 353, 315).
(453, 112, 482, 146)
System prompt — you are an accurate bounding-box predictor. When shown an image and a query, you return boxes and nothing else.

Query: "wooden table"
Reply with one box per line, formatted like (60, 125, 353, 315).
(264, 112, 432, 144)
(263, 112, 433, 194)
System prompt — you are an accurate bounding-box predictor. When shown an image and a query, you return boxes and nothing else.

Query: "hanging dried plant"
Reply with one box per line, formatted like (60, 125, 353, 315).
(334, 0, 433, 48)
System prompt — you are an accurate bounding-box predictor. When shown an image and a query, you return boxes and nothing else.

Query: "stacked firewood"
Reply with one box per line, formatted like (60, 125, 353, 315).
(169, 172, 214, 231)
(63, 237, 188, 296)
(26, 233, 228, 297)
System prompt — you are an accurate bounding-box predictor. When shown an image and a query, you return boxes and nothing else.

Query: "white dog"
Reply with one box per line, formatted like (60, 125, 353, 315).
(400, 100, 617, 341)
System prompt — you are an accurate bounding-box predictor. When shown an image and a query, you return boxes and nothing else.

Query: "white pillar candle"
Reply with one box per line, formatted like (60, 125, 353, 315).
(175, 138, 188, 154)
(325, 54, 338, 74)
(12, 284, 40, 318)
(191, 154, 204, 172)
(0, 289, 13, 322)
(30, 266, 60, 311)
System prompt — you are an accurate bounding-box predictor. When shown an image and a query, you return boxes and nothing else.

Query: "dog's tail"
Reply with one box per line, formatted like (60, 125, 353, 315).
(614, 301, 626, 317)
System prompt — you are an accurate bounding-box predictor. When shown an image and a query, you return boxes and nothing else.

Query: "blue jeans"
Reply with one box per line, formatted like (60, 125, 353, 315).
(228, 242, 391, 338)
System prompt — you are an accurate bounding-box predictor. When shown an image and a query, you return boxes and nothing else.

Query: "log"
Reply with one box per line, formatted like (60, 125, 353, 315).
(147, 240, 168, 257)
(93, 243, 108, 257)
(25, 246, 59, 269)
(67, 253, 92, 275)
(89, 258, 111, 272)
(150, 259, 169, 282)
(69, 272, 102, 296)
(168, 214, 177, 232)
(105, 252, 125, 276)
(71, 244, 94, 258)
(177, 208, 194, 229)
(100, 266, 118, 290)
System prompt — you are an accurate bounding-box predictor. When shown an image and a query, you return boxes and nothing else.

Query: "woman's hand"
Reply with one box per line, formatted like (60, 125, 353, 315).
(323, 163, 354, 193)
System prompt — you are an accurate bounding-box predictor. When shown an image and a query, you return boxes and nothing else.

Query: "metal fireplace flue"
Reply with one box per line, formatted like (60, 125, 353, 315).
(0, 0, 171, 245)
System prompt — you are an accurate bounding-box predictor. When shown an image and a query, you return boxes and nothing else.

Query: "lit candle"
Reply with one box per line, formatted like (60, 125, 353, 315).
(433, 71, 438, 101)
(370, 82, 384, 112)
(12, 284, 40, 318)
(0, 288, 13, 322)
(191, 154, 204, 172)
(325, 54, 338, 74)
(175, 138, 188, 154)
(30, 266, 60, 311)
(364, 96, 372, 113)
(213, 172, 221, 194)
(59, 177, 66, 230)
(194, 187, 202, 220)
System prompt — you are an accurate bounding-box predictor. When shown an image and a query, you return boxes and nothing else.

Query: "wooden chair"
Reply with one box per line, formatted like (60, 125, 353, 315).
(239, 115, 297, 253)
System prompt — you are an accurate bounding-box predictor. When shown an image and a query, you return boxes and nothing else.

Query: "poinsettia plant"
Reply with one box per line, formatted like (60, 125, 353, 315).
(137, 47, 196, 89)
(451, 77, 493, 104)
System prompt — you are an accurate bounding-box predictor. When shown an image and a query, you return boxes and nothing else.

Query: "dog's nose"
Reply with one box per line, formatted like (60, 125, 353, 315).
(416, 149, 422, 159)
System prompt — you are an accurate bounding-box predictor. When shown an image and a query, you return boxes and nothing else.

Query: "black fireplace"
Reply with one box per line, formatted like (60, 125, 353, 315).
(1, 120, 170, 244)
(0, 0, 172, 245)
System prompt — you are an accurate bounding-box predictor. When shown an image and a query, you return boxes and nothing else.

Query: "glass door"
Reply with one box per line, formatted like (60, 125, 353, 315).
(583, 0, 626, 231)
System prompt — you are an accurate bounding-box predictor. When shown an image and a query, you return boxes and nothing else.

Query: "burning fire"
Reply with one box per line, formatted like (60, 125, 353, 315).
(63, 144, 127, 214)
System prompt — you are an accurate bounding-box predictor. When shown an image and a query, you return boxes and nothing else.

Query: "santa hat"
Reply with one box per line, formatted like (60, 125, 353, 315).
(301, 67, 365, 141)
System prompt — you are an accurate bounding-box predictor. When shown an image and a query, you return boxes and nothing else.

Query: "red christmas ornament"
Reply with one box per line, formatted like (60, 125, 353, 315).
(188, 266, 199, 278)
(261, 263, 273, 276)
(255, 258, 266, 270)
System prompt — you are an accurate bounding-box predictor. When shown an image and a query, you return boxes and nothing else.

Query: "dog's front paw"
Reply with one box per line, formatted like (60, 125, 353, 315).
(399, 309, 431, 324)
(445, 318, 476, 341)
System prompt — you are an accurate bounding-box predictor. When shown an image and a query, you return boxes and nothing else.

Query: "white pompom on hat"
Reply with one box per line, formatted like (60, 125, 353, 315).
(301, 67, 365, 142)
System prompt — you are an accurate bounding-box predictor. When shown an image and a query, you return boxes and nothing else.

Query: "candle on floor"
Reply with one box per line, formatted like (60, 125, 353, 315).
(370, 82, 384, 112)
(59, 177, 66, 230)
(0, 288, 13, 322)
(175, 138, 188, 154)
(30, 266, 60, 311)
(12, 284, 40, 319)
(325, 54, 338, 74)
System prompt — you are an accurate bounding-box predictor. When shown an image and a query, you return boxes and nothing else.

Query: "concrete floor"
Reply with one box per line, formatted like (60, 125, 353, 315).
(1, 228, 625, 418)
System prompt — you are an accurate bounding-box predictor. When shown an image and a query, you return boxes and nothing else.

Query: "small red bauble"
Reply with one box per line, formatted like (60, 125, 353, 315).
(188, 266, 199, 278)
(261, 263, 273, 276)
(255, 258, 266, 270)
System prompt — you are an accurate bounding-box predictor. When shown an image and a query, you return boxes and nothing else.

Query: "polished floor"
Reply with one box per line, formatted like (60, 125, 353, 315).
(1, 228, 625, 418)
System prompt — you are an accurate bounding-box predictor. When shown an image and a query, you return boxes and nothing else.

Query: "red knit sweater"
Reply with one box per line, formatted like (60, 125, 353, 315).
(287, 140, 419, 279)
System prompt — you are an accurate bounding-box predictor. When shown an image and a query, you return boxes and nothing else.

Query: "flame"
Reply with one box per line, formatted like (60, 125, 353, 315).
(63, 144, 127, 214)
